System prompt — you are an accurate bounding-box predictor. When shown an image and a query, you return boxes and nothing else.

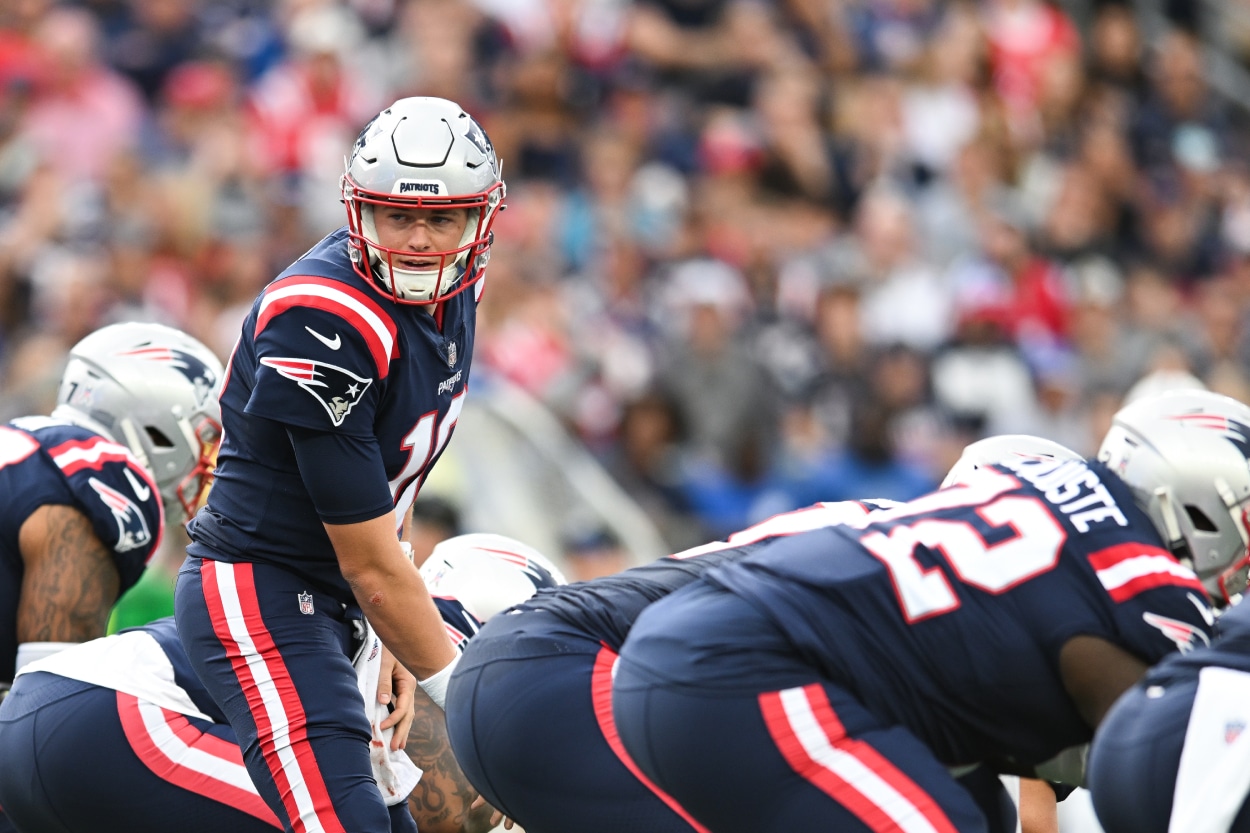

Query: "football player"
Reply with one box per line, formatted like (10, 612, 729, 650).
(1087, 591, 1250, 833)
(609, 391, 1250, 833)
(173, 97, 504, 833)
(443, 435, 1082, 833)
(1079, 391, 1250, 833)
(0, 321, 222, 687)
(0, 533, 563, 833)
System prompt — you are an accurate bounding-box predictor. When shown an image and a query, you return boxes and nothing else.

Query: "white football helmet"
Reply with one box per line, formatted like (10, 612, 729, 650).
(419, 533, 568, 623)
(51, 322, 224, 523)
(342, 97, 505, 305)
(1098, 391, 1250, 604)
(942, 434, 1083, 488)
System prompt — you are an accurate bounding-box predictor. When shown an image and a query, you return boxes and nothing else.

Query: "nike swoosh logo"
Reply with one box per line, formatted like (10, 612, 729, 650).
(124, 467, 152, 502)
(306, 326, 341, 350)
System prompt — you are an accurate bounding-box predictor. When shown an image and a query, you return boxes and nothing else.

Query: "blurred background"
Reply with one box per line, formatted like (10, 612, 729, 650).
(6, 0, 1250, 589)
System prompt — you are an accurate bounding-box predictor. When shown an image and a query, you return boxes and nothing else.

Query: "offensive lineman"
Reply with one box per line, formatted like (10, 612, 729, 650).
(0, 321, 222, 686)
(0, 534, 563, 833)
(445, 435, 1081, 833)
(609, 393, 1250, 833)
(174, 96, 504, 833)
(1087, 594, 1250, 833)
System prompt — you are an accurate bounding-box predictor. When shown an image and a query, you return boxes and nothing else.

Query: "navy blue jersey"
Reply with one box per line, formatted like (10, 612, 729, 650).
(1136, 590, 1250, 685)
(700, 458, 1216, 767)
(0, 417, 163, 681)
(515, 500, 894, 650)
(187, 228, 478, 602)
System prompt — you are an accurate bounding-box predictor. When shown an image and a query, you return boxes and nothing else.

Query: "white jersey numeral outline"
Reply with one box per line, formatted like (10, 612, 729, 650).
(860, 474, 1067, 622)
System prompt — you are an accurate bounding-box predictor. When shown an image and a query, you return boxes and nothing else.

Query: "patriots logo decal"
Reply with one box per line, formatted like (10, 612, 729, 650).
(1143, 611, 1212, 653)
(89, 476, 152, 553)
(119, 346, 221, 409)
(1166, 412, 1250, 458)
(260, 357, 373, 427)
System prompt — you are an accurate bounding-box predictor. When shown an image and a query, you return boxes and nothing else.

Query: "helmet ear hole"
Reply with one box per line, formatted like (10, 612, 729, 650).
(1186, 505, 1218, 532)
(146, 426, 175, 448)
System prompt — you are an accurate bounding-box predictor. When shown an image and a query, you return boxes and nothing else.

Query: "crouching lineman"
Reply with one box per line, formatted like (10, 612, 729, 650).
(0, 533, 564, 833)
(608, 391, 1250, 833)
(444, 434, 1081, 833)
(1087, 594, 1250, 833)
(0, 321, 223, 685)
(1086, 400, 1250, 833)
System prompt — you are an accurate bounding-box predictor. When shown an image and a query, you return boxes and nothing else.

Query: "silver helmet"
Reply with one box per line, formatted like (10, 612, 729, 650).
(942, 434, 1083, 488)
(52, 322, 224, 523)
(419, 533, 567, 622)
(342, 97, 505, 305)
(1098, 391, 1250, 604)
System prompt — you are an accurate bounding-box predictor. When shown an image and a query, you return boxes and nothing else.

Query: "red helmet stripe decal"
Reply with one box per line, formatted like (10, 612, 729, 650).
(257, 276, 398, 378)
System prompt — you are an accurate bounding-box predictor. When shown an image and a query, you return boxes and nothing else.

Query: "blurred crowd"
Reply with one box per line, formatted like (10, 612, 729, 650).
(5, 0, 1250, 553)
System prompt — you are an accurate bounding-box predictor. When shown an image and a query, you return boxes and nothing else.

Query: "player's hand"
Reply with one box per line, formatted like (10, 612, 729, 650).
(466, 794, 512, 833)
(378, 644, 416, 750)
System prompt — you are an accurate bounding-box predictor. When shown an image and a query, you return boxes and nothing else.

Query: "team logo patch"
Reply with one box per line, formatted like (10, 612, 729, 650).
(1143, 611, 1211, 653)
(260, 357, 373, 427)
(298, 591, 315, 615)
(119, 346, 220, 409)
(89, 476, 152, 553)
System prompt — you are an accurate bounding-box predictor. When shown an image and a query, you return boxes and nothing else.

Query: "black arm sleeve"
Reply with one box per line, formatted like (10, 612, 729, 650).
(287, 425, 395, 525)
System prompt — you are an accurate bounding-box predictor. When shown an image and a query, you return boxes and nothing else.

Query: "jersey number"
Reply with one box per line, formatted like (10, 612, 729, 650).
(860, 483, 1067, 623)
(0, 426, 39, 469)
(389, 390, 466, 529)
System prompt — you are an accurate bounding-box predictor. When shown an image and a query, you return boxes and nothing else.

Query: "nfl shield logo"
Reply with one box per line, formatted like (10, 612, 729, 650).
(1227, 721, 1246, 744)
(298, 591, 315, 615)
(447, 341, 457, 368)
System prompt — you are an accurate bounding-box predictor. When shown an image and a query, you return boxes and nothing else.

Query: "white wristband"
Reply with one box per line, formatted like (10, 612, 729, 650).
(16, 641, 75, 674)
(417, 652, 461, 711)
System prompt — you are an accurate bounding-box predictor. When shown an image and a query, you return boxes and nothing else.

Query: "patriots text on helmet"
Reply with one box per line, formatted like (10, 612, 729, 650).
(342, 97, 505, 305)
(395, 180, 445, 195)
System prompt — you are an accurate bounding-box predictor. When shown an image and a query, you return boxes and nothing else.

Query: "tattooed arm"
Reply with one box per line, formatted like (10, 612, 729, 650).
(404, 687, 501, 833)
(17, 504, 120, 644)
